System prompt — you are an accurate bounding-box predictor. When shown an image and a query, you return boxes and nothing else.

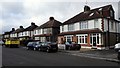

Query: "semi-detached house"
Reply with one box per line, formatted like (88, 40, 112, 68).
(58, 5, 120, 50)
(3, 28, 15, 41)
(10, 26, 24, 40)
(21, 22, 38, 40)
(33, 17, 62, 42)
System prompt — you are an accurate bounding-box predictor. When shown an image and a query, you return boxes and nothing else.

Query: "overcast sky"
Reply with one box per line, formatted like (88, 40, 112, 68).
(0, 0, 120, 34)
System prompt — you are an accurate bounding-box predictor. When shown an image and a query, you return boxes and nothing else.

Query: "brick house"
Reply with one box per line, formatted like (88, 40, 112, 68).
(33, 17, 62, 42)
(58, 5, 120, 50)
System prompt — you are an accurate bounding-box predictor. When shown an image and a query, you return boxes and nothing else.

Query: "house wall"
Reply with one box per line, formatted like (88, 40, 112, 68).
(58, 33, 105, 49)
(104, 18, 119, 33)
(109, 33, 117, 47)
(60, 18, 103, 33)
(74, 23, 80, 31)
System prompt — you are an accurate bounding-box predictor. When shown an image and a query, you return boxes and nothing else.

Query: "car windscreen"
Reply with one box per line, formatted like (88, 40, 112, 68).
(27, 42, 34, 45)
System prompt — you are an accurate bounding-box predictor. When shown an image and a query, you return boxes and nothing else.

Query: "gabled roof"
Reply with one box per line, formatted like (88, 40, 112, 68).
(4, 32, 10, 35)
(4, 28, 15, 35)
(63, 5, 114, 25)
(35, 17, 62, 30)
(24, 22, 38, 31)
(11, 28, 24, 34)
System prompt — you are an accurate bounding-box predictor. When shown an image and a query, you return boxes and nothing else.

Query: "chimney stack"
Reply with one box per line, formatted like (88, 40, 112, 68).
(31, 22, 35, 25)
(49, 17, 54, 21)
(84, 5, 90, 12)
(20, 26, 23, 28)
(12, 28, 15, 31)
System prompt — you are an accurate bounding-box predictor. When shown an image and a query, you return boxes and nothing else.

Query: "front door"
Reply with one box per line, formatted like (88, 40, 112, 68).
(92, 37, 97, 48)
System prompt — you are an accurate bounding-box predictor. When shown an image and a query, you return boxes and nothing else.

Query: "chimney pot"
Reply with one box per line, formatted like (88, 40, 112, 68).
(49, 17, 54, 21)
(12, 28, 15, 31)
(84, 5, 90, 12)
(31, 22, 35, 25)
(20, 26, 23, 28)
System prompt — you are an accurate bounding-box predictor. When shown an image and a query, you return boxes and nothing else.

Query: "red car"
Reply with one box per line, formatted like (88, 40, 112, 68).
(65, 42, 81, 50)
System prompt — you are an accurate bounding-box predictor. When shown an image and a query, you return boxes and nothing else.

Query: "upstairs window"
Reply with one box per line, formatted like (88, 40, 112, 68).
(34, 30, 37, 34)
(38, 29, 41, 34)
(111, 21, 114, 30)
(94, 19, 98, 28)
(43, 28, 52, 34)
(110, 10, 113, 17)
(43, 29, 47, 34)
(80, 21, 88, 30)
(68, 24, 74, 31)
(62, 26, 64, 32)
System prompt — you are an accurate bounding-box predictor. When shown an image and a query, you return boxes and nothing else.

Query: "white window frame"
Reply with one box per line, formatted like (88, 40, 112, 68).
(65, 35, 73, 42)
(77, 34, 88, 44)
(35, 37, 40, 40)
(94, 19, 98, 28)
(68, 24, 74, 31)
(80, 21, 88, 30)
(90, 33, 101, 45)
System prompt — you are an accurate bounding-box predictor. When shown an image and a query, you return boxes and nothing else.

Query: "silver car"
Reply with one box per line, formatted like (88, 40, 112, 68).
(0, 40, 4, 46)
(114, 43, 120, 52)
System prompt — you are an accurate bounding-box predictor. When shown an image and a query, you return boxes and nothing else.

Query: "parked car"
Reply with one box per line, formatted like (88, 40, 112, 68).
(118, 50, 120, 60)
(114, 43, 120, 52)
(38, 42, 58, 53)
(58, 44, 66, 50)
(0, 40, 4, 46)
(26, 41, 41, 51)
(65, 41, 81, 50)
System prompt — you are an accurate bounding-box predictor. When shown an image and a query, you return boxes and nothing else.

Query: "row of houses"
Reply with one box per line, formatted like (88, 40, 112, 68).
(3, 5, 120, 50)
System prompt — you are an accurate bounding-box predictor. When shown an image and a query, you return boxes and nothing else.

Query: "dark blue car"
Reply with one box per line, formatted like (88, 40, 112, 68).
(38, 42, 58, 53)
(26, 41, 41, 51)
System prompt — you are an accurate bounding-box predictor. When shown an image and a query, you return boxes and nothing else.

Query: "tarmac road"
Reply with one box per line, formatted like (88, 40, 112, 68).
(2, 46, 119, 67)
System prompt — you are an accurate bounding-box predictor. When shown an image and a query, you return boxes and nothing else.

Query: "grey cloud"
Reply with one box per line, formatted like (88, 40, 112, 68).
(1, 2, 25, 19)
(1, 1, 119, 34)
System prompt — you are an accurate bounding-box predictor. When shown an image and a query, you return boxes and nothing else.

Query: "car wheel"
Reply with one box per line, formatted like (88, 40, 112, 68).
(68, 47, 71, 50)
(46, 47, 50, 53)
(33, 48, 36, 51)
(26, 47, 29, 50)
(38, 48, 41, 51)
(77, 47, 80, 50)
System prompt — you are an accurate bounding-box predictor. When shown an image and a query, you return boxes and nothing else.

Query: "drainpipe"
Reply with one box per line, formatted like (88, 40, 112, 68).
(107, 17, 110, 49)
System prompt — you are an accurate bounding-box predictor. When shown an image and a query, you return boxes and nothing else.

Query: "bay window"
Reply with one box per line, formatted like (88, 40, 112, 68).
(77, 34, 88, 44)
(65, 35, 72, 42)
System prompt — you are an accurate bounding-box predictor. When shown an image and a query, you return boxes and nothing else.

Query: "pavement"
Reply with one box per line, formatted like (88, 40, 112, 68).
(59, 48, 120, 63)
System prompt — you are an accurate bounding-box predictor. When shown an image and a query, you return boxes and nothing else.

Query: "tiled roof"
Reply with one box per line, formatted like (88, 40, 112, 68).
(11, 26, 24, 34)
(59, 28, 102, 35)
(63, 5, 113, 25)
(24, 22, 38, 31)
(11, 28, 24, 34)
(34, 34, 52, 37)
(35, 17, 62, 30)
(4, 28, 15, 35)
